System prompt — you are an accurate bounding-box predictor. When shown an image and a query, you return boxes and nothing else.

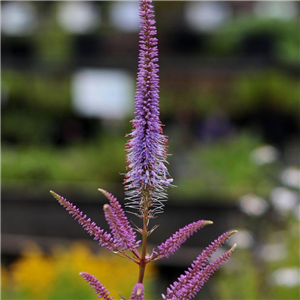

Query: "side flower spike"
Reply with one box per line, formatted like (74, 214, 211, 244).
(183, 244, 237, 299)
(103, 204, 140, 252)
(50, 191, 116, 250)
(156, 220, 213, 259)
(162, 231, 237, 300)
(129, 283, 145, 300)
(99, 189, 140, 251)
(80, 272, 113, 300)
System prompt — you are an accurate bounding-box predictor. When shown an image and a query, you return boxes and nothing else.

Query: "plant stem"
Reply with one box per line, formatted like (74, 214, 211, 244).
(138, 211, 149, 283)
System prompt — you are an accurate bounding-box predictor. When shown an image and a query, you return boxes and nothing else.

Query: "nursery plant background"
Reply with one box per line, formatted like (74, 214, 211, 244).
(1, 1, 299, 299)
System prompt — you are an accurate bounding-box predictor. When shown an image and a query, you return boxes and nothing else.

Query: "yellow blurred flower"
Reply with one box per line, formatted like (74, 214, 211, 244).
(5, 241, 157, 299)
(1, 264, 9, 288)
(52, 241, 157, 298)
(10, 242, 56, 299)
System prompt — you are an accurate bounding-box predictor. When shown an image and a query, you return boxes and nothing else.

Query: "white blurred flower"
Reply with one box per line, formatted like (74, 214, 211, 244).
(254, 1, 298, 20)
(294, 204, 300, 221)
(185, 1, 232, 32)
(57, 2, 100, 34)
(250, 145, 279, 165)
(227, 230, 254, 249)
(259, 243, 287, 262)
(1, 2, 37, 36)
(281, 167, 300, 189)
(270, 187, 299, 213)
(239, 194, 269, 217)
(110, 1, 140, 32)
(271, 268, 300, 287)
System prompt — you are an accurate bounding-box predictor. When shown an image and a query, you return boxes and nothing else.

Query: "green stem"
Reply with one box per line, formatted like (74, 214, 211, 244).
(138, 211, 149, 283)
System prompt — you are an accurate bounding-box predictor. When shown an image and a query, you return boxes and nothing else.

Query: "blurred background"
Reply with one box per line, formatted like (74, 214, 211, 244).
(1, 1, 300, 299)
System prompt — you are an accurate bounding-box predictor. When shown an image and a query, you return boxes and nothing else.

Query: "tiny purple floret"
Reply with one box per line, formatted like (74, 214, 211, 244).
(130, 283, 145, 300)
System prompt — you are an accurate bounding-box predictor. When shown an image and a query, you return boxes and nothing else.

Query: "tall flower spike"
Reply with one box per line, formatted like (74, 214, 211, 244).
(124, 0, 174, 217)
(80, 272, 113, 300)
(99, 189, 140, 251)
(50, 191, 116, 250)
(130, 283, 145, 300)
(162, 231, 237, 300)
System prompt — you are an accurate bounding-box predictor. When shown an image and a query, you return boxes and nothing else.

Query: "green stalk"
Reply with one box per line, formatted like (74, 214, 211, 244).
(138, 210, 148, 283)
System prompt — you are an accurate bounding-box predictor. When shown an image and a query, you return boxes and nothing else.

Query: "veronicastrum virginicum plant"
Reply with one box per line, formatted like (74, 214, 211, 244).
(50, 1, 237, 299)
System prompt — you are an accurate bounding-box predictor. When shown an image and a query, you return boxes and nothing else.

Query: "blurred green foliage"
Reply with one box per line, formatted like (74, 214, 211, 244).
(2, 131, 273, 201)
(214, 250, 263, 299)
(233, 70, 300, 117)
(2, 3, 298, 202)
(2, 70, 71, 115)
(2, 133, 126, 183)
(33, 3, 72, 63)
(169, 132, 274, 200)
(160, 69, 300, 119)
(209, 17, 300, 65)
(2, 110, 54, 145)
(213, 217, 300, 300)
(2, 69, 297, 202)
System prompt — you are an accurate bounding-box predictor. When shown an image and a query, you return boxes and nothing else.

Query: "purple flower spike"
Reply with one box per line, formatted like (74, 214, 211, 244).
(130, 283, 145, 300)
(184, 244, 237, 299)
(124, 0, 174, 217)
(80, 272, 113, 300)
(103, 203, 139, 252)
(156, 220, 213, 259)
(162, 231, 237, 300)
(99, 189, 140, 251)
(194, 230, 238, 266)
(50, 191, 115, 250)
